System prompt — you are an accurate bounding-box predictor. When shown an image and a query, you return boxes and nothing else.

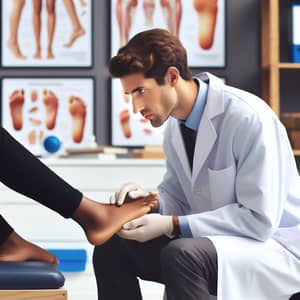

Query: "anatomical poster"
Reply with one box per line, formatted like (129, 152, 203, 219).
(1, 78, 94, 156)
(111, 79, 166, 146)
(110, 0, 225, 67)
(1, 0, 92, 67)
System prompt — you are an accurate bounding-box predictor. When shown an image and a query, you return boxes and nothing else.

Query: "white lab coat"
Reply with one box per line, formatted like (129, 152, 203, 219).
(158, 72, 300, 300)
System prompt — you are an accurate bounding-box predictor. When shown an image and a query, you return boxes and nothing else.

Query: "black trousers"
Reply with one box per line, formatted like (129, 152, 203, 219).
(93, 235, 218, 300)
(0, 127, 82, 244)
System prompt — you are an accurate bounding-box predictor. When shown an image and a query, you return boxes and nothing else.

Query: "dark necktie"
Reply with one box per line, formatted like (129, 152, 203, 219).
(180, 123, 196, 170)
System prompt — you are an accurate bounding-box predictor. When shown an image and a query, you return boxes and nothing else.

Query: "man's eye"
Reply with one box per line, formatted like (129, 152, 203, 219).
(137, 88, 145, 95)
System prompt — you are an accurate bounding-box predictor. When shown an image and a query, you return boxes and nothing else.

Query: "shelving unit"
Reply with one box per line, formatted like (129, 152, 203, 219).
(261, 0, 300, 153)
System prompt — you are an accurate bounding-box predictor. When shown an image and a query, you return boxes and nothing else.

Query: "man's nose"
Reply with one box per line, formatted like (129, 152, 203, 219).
(132, 97, 144, 114)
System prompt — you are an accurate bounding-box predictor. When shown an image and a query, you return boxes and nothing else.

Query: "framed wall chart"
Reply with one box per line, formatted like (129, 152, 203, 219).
(1, 0, 93, 67)
(1, 77, 94, 156)
(110, 0, 225, 67)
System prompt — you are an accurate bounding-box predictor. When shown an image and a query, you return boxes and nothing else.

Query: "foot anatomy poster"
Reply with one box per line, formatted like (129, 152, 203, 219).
(1, 0, 92, 67)
(1, 78, 94, 156)
(111, 0, 225, 67)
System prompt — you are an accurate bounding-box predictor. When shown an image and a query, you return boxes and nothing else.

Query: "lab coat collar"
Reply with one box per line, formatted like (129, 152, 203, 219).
(172, 72, 225, 182)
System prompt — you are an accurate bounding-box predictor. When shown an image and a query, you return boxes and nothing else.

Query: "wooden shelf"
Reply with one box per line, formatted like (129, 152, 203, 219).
(262, 63, 300, 70)
(262, 0, 300, 156)
(278, 63, 300, 69)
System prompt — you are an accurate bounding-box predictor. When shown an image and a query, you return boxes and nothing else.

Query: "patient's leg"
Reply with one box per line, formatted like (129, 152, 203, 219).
(0, 195, 157, 263)
(0, 231, 58, 264)
(73, 194, 158, 246)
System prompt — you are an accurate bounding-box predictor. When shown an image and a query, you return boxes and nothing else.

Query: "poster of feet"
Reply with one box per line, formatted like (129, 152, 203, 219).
(1, 78, 94, 156)
(1, 0, 92, 67)
(111, 79, 166, 146)
(111, 0, 225, 67)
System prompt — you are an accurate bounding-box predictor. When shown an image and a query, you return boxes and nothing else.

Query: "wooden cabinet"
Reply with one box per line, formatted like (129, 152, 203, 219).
(261, 0, 300, 154)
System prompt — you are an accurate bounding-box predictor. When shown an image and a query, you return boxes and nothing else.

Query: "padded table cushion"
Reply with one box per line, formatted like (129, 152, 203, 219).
(0, 261, 65, 289)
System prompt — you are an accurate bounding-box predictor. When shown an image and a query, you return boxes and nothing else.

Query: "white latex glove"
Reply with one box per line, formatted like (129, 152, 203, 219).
(110, 182, 149, 206)
(118, 214, 173, 242)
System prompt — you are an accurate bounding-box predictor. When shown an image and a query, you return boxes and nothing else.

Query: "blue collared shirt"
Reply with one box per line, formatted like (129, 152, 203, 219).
(178, 78, 208, 237)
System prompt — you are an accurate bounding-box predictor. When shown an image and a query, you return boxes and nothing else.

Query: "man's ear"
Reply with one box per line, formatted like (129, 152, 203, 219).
(166, 67, 179, 86)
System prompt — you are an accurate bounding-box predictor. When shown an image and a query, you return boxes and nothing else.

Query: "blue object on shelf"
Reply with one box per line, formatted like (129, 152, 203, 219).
(43, 135, 61, 154)
(292, 45, 300, 63)
(47, 249, 87, 272)
(291, 4, 300, 63)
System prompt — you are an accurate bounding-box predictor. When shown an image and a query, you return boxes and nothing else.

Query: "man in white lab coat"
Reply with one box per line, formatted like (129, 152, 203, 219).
(93, 28, 300, 300)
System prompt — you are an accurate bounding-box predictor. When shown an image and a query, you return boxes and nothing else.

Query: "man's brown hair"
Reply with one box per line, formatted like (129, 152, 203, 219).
(109, 28, 192, 85)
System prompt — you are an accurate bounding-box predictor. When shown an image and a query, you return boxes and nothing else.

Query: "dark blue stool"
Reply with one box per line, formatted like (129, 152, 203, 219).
(0, 261, 67, 300)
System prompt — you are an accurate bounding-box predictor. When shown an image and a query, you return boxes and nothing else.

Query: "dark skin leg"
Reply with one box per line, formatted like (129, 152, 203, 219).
(0, 194, 157, 263)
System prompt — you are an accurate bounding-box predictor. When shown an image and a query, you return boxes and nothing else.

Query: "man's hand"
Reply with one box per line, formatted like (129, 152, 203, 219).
(118, 214, 173, 242)
(110, 182, 149, 206)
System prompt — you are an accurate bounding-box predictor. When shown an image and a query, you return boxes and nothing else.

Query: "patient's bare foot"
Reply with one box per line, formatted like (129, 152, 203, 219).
(193, 0, 218, 50)
(73, 194, 158, 245)
(69, 96, 86, 143)
(0, 231, 58, 264)
(43, 89, 58, 130)
(9, 89, 25, 131)
(63, 27, 86, 48)
(7, 40, 26, 60)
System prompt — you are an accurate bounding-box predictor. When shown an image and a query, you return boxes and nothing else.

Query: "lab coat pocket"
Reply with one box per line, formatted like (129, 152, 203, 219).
(208, 164, 236, 209)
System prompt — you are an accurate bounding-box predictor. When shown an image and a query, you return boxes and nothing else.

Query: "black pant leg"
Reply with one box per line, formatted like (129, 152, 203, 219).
(93, 235, 171, 300)
(0, 127, 82, 218)
(160, 237, 218, 300)
(0, 215, 13, 245)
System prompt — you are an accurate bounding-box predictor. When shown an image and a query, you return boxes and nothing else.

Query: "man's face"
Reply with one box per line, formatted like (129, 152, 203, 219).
(121, 73, 177, 127)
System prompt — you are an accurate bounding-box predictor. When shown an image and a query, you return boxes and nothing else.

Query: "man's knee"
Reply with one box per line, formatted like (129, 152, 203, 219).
(160, 237, 217, 279)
